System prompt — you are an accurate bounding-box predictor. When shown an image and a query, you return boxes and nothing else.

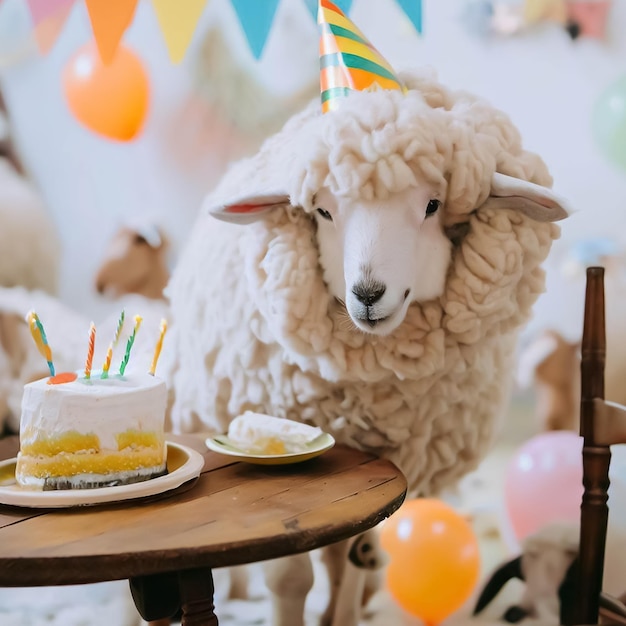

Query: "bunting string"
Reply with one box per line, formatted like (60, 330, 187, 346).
(15, 0, 423, 62)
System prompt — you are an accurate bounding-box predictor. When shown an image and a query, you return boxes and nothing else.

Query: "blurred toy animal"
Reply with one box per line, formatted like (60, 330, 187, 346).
(473, 522, 626, 623)
(517, 329, 580, 432)
(94, 221, 169, 300)
(518, 248, 626, 432)
(0, 89, 60, 294)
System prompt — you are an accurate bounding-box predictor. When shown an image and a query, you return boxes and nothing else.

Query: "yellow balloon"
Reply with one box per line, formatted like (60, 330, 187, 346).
(380, 499, 480, 624)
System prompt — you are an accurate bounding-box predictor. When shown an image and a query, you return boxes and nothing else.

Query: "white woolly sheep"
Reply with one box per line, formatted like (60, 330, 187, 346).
(0, 92, 60, 295)
(164, 68, 570, 626)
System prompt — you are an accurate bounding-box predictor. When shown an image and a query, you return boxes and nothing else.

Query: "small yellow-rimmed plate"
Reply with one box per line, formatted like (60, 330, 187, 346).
(205, 433, 335, 465)
(0, 441, 204, 508)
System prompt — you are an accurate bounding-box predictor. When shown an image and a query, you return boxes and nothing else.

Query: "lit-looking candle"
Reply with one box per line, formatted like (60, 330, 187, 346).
(119, 315, 142, 376)
(149, 319, 168, 376)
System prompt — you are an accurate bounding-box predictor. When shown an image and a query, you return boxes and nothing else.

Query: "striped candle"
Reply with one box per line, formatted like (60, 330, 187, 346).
(25, 310, 55, 376)
(119, 315, 142, 376)
(113, 309, 125, 346)
(84, 322, 96, 380)
(101, 343, 113, 379)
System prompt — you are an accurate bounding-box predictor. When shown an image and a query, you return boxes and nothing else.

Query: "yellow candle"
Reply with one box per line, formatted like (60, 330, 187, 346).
(149, 319, 168, 376)
(101, 343, 113, 379)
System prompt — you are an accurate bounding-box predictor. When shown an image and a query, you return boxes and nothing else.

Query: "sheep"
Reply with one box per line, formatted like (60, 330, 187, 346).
(473, 522, 626, 623)
(94, 221, 170, 300)
(164, 65, 570, 626)
(0, 90, 60, 294)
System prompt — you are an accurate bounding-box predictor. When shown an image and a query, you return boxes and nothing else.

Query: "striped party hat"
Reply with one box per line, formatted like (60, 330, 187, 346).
(319, 0, 405, 114)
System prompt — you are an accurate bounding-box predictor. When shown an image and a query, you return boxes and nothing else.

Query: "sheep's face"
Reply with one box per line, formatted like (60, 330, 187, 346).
(313, 186, 452, 336)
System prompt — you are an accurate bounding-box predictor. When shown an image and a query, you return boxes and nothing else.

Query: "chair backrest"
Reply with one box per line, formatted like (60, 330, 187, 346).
(573, 266, 626, 624)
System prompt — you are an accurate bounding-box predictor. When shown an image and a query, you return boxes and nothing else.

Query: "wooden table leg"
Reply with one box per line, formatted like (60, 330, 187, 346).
(178, 567, 219, 626)
(129, 571, 180, 622)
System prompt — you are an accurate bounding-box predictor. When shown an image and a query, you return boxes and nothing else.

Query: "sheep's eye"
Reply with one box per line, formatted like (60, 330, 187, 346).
(425, 199, 441, 217)
(316, 208, 333, 221)
(133, 234, 148, 245)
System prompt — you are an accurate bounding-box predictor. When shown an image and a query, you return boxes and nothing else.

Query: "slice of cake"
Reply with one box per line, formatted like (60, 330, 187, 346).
(16, 373, 167, 490)
(227, 411, 323, 455)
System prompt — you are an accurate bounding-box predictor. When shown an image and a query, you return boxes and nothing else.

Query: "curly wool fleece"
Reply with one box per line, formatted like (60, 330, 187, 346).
(166, 69, 560, 496)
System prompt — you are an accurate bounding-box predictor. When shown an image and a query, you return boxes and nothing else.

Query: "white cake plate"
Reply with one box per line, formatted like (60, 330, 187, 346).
(205, 433, 335, 465)
(0, 441, 205, 508)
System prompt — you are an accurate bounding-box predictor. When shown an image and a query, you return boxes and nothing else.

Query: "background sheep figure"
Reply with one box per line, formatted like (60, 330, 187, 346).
(473, 522, 626, 623)
(165, 7, 570, 626)
(0, 90, 60, 294)
(94, 221, 170, 300)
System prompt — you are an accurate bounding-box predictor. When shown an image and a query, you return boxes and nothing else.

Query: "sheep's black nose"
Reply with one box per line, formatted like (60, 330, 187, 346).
(352, 281, 386, 306)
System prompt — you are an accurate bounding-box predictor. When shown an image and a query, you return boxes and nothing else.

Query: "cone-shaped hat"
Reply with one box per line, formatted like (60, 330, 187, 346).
(318, 0, 405, 114)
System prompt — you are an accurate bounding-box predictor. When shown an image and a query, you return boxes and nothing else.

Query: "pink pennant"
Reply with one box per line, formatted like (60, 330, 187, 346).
(26, 0, 74, 24)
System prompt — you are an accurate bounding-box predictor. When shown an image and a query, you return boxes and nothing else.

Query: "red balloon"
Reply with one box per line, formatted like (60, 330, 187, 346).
(63, 42, 150, 141)
(380, 499, 480, 624)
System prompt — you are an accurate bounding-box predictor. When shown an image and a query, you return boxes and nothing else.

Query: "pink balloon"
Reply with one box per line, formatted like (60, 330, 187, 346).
(505, 431, 583, 541)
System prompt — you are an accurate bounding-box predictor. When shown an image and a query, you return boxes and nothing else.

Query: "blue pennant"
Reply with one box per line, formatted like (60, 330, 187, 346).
(231, 0, 281, 59)
(304, 0, 354, 20)
(396, 0, 422, 34)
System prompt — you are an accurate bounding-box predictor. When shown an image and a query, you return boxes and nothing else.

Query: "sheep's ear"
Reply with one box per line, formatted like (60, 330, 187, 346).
(206, 193, 290, 225)
(483, 172, 572, 222)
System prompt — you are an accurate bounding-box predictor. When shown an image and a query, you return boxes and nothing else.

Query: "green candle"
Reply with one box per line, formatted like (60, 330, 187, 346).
(119, 315, 142, 376)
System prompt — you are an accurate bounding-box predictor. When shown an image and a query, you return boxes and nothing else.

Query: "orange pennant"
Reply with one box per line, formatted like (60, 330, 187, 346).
(85, 0, 138, 65)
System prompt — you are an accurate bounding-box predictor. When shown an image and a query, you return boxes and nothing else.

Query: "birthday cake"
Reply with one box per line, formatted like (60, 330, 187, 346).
(15, 312, 169, 490)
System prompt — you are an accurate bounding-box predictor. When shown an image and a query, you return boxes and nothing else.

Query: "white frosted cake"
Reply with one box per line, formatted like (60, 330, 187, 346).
(16, 373, 168, 490)
(227, 412, 323, 455)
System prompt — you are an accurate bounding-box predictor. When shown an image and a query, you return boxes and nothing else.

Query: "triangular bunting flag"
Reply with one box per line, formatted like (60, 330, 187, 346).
(85, 0, 138, 65)
(304, 0, 352, 19)
(230, 0, 280, 59)
(26, 0, 75, 54)
(152, 0, 207, 63)
(395, 0, 422, 34)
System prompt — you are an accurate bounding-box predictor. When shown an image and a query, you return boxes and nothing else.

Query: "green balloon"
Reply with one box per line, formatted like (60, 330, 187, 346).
(593, 75, 626, 171)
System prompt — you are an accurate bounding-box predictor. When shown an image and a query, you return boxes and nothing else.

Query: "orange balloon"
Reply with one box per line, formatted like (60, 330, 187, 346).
(380, 499, 480, 625)
(63, 42, 149, 141)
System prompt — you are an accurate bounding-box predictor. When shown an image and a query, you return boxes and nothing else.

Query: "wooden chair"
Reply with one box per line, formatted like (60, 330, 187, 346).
(572, 266, 626, 624)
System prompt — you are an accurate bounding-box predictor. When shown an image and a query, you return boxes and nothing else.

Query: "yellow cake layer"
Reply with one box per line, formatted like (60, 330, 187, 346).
(20, 429, 162, 457)
(16, 446, 166, 479)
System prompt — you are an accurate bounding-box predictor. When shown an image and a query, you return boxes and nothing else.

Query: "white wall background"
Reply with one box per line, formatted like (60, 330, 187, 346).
(1, 0, 626, 340)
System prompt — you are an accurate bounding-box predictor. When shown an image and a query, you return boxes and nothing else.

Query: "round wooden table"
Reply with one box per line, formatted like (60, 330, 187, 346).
(0, 434, 407, 625)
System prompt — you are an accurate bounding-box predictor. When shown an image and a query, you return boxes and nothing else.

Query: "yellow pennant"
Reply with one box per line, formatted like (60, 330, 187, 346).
(85, 0, 138, 65)
(152, 0, 208, 64)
